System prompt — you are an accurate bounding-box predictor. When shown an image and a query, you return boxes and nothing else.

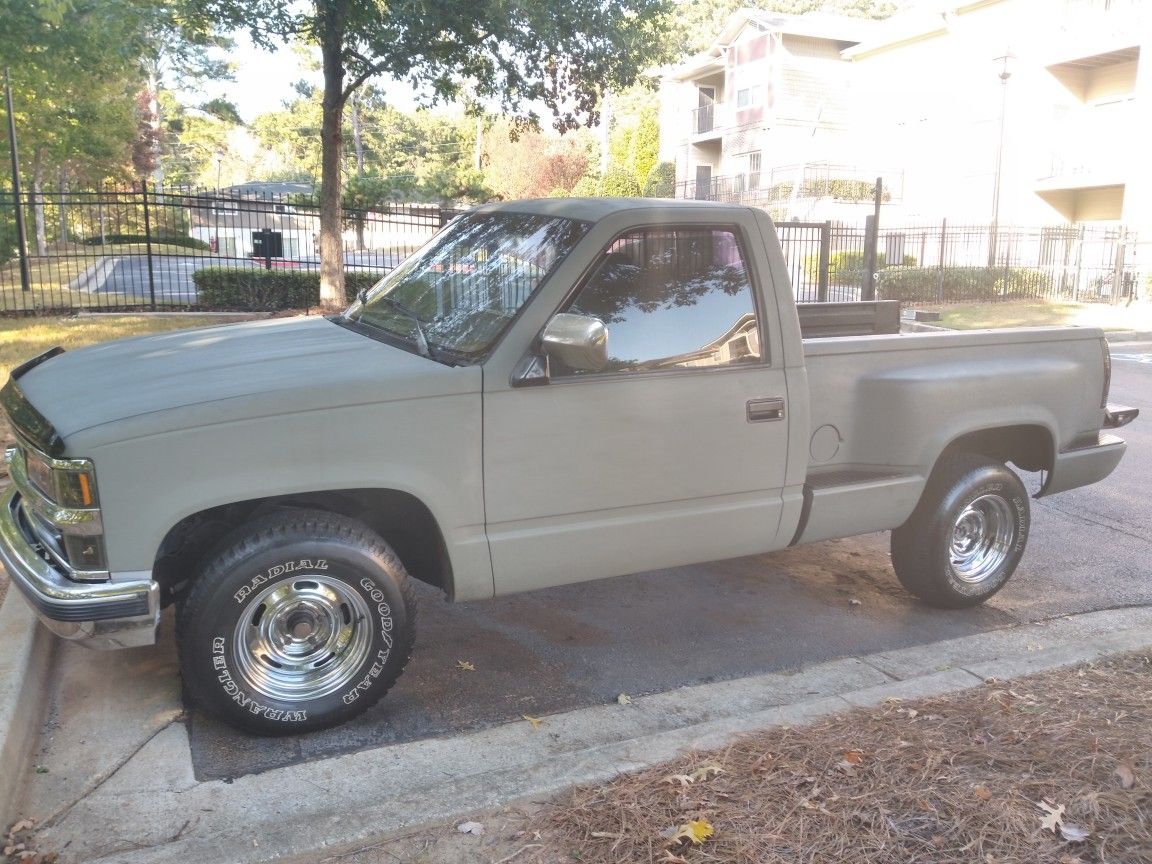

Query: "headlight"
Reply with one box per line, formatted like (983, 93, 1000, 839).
(24, 450, 99, 508)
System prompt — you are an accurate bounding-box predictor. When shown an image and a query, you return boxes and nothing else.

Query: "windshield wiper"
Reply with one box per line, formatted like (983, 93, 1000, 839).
(357, 289, 437, 361)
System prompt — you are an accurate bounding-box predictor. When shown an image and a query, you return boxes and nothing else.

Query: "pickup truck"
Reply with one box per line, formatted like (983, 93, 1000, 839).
(0, 198, 1138, 734)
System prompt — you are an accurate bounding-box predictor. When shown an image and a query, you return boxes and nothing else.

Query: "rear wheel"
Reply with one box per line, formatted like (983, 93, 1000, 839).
(891, 453, 1029, 608)
(177, 510, 416, 734)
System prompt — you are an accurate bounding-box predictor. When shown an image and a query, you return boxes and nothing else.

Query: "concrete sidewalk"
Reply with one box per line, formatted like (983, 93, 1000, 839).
(7, 599, 1151, 864)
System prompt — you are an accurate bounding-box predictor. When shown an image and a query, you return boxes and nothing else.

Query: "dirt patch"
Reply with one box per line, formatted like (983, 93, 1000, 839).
(329, 651, 1152, 864)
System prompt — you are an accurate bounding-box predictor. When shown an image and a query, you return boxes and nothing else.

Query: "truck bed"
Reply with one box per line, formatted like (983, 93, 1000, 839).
(792, 325, 1109, 545)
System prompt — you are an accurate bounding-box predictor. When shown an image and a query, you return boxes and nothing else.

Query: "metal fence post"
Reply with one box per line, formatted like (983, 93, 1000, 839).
(141, 180, 157, 310)
(937, 218, 947, 304)
(860, 177, 882, 301)
(861, 214, 877, 301)
(1111, 227, 1127, 304)
(817, 221, 831, 302)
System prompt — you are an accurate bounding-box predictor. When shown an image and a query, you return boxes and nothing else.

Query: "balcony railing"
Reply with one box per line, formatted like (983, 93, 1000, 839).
(676, 164, 904, 205)
(689, 103, 726, 136)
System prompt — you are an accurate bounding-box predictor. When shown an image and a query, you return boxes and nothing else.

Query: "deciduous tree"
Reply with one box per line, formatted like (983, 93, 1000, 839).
(195, 0, 673, 308)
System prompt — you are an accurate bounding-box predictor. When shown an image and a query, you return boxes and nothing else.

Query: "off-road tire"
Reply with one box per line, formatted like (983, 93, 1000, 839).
(177, 509, 416, 735)
(891, 453, 1029, 608)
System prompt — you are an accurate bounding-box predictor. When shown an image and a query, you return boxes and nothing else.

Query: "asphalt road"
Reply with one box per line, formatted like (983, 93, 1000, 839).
(93, 253, 402, 302)
(188, 341, 1152, 781)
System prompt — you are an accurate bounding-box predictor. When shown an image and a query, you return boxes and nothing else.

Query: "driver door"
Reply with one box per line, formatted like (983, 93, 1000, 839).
(482, 223, 791, 595)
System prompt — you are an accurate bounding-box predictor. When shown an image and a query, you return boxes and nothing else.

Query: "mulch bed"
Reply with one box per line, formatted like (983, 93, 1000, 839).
(533, 652, 1152, 864)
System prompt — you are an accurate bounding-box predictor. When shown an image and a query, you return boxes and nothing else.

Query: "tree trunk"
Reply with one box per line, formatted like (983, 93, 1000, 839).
(317, 0, 349, 309)
(32, 149, 47, 256)
(351, 91, 365, 181)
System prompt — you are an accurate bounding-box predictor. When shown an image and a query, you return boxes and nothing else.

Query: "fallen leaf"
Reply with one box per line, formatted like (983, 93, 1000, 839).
(973, 785, 992, 801)
(456, 821, 485, 836)
(522, 714, 543, 729)
(663, 774, 694, 787)
(1115, 759, 1137, 789)
(1038, 800, 1065, 834)
(841, 750, 864, 765)
(668, 819, 714, 845)
(689, 764, 725, 782)
(616, 693, 632, 705)
(1060, 823, 1090, 842)
(456, 660, 476, 671)
(10, 821, 33, 834)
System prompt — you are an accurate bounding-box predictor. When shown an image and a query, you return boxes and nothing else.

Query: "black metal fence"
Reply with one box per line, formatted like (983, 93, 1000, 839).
(1, 186, 1139, 313)
(0, 186, 455, 313)
(777, 220, 1138, 305)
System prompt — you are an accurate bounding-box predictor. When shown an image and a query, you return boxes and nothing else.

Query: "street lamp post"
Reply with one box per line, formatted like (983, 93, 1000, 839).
(990, 51, 1015, 267)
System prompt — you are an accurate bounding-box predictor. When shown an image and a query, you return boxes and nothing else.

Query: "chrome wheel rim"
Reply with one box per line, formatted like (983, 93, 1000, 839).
(232, 575, 372, 703)
(949, 494, 1016, 584)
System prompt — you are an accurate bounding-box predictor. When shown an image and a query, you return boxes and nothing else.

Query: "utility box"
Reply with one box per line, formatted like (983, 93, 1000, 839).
(252, 229, 283, 259)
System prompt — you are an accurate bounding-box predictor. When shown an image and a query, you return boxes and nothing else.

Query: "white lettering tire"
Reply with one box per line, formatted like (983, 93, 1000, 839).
(177, 510, 416, 735)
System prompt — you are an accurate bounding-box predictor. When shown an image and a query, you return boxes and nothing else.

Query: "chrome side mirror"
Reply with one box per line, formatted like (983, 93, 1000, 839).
(540, 313, 608, 373)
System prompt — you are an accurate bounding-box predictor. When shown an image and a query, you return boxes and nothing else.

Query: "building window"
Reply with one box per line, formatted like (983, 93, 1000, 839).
(736, 86, 762, 108)
(734, 151, 762, 192)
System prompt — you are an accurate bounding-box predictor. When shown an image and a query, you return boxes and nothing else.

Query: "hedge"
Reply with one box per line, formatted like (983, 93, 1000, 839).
(876, 266, 1054, 303)
(804, 250, 917, 286)
(83, 233, 210, 250)
(192, 267, 382, 310)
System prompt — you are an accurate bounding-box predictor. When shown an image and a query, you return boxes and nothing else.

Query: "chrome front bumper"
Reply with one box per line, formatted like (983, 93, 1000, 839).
(0, 486, 159, 649)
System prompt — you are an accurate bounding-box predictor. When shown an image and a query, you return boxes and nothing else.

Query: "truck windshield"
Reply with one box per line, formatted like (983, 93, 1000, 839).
(344, 211, 589, 361)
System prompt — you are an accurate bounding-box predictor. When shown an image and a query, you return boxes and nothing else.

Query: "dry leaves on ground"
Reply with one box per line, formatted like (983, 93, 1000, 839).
(523, 651, 1152, 864)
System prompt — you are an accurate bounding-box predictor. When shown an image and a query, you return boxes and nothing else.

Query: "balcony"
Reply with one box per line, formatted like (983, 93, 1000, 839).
(676, 164, 903, 206)
(689, 103, 727, 140)
(1046, 0, 1144, 69)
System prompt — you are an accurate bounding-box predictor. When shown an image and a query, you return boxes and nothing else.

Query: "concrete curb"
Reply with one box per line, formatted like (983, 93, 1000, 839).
(0, 589, 55, 829)
(66, 258, 119, 294)
(26, 605, 1150, 864)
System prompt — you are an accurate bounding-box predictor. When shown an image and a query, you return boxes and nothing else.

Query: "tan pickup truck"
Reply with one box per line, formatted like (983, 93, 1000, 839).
(0, 198, 1138, 733)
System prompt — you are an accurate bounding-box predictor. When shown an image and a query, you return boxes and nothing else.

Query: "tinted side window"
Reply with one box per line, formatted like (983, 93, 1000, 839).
(558, 227, 762, 374)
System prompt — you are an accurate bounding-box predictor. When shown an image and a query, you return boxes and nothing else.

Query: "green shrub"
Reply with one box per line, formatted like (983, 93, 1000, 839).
(82, 232, 210, 250)
(192, 267, 382, 310)
(642, 162, 676, 198)
(803, 250, 917, 286)
(570, 175, 600, 197)
(876, 266, 1054, 303)
(599, 165, 641, 198)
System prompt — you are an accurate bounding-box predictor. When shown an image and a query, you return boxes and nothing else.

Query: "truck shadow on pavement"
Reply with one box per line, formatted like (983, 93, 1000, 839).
(187, 534, 1018, 781)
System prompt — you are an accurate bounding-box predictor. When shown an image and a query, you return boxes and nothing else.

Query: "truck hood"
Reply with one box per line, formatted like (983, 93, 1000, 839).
(15, 316, 474, 446)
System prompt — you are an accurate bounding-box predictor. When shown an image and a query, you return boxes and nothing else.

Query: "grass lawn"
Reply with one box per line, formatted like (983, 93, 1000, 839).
(926, 299, 1152, 332)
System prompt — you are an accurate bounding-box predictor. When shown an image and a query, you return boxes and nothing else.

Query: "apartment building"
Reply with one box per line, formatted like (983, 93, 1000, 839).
(659, 0, 1150, 248)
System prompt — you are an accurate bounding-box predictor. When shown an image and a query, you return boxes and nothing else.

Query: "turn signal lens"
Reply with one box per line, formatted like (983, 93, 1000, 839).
(20, 447, 99, 508)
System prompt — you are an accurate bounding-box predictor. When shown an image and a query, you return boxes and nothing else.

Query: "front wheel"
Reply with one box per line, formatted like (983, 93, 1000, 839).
(177, 510, 416, 734)
(891, 453, 1030, 608)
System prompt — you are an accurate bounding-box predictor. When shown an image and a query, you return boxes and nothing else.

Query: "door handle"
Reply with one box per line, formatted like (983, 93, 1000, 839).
(747, 397, 785, 422)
